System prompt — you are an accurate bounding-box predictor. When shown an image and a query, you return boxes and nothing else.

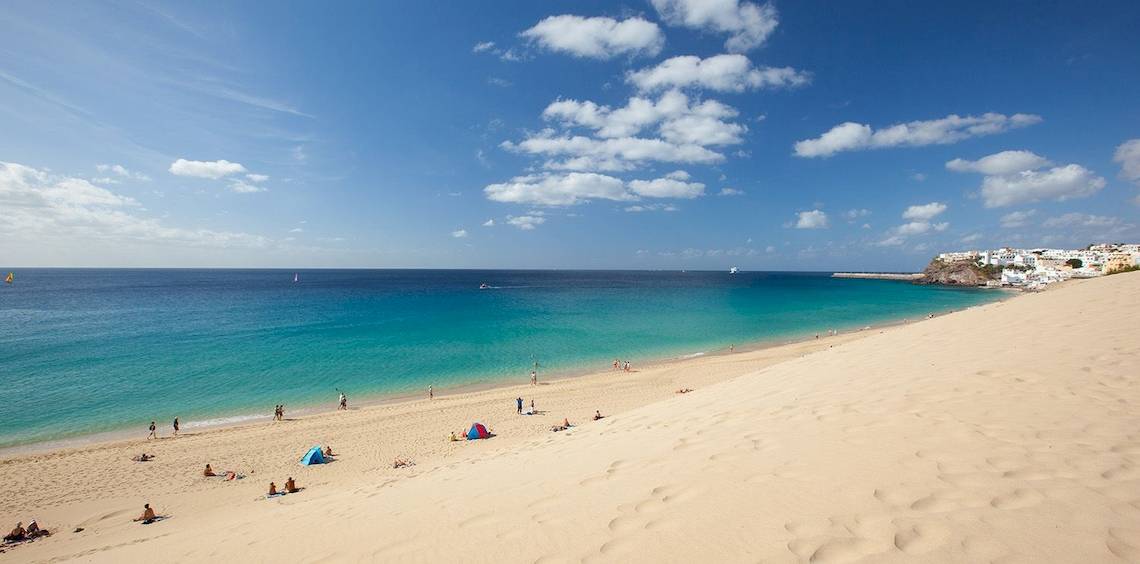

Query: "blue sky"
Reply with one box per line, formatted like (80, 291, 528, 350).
(2, 0, 1138, 270)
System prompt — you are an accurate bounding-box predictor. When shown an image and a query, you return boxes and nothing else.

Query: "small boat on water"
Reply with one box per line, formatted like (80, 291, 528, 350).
(4, 272, 12, 284)
(479, 283, 490, 290)
(293, 272, 299, 283)
(729, 267, 739, 274)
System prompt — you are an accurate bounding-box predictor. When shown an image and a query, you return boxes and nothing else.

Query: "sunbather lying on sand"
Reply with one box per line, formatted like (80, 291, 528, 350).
(675, 388, 693, 394)
(131, 453, 153, 462)
(393, 457, 414, 468)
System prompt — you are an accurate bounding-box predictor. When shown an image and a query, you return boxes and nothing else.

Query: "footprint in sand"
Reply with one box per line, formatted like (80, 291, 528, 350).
(893, 522, 952, 554)
(990, 488, 1044, 510)
(1107, 528, 1140, 560)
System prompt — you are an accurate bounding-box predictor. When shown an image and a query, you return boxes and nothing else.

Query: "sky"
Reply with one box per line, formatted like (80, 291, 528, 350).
(1, 0, 1139, 271)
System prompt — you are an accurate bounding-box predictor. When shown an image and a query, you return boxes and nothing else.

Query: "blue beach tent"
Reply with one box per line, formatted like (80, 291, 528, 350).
(300, 445, 326, 465)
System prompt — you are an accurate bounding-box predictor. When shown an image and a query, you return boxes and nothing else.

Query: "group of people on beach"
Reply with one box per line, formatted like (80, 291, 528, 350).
(267, 477, 300, 497)
(612, 359, 633, 372)
(273, 405, 286, 420)
(4, 520, 48, 543)
(146, 417, 179, 439)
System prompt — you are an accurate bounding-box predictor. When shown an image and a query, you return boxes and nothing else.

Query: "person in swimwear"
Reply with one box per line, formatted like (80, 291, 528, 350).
(133, 504, 156, 523)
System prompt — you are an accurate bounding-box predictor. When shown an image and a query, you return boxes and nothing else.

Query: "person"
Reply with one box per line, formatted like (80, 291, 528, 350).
(593, 410, 603, 420)
(147, 421, 157, 440)
(428, 385, 433, 400)
(562, 417, 570, 428)
(338, 392, 347, 410)
(323, 445, 335, 457)
(530, 399, 535, 412)
(25, 520, 45, 538)
(530, 370, 537, 386)
(675, 388, 693, 394)
(268, 482, 278, 496)
(516, 397, 523, 414)
(449, 431, 459, 442)
(4, 522, 25, 542)
(612, 359, 619, 371)
(393, 457, 412, 468)
(204, 464, 216, 477)
(132, 453, 153, 462)
(134, 504, 157, 523)
(172, 417, 179, 437)
(273, 405, 281, 421)
(283, 477, 298, 493)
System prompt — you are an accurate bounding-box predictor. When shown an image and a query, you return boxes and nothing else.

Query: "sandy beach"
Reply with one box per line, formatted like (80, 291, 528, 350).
(3, 272, 1139, 562)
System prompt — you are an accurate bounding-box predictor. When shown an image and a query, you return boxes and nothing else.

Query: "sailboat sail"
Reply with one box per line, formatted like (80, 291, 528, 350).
(293, 273, 299, 283)
(4, 272, 12, 284)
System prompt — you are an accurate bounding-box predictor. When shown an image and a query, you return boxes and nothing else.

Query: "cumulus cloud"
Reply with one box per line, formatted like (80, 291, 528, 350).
(901, 202, 947, 221)
(794, 209, 828, 229)
(625, 203, 679, 212)
(628, 174, 705, 198)
(485, 172, 630, 206)
(999, 209, 1036, 228)
(945, 150, 1051, 176)
(979, 164, 1105, 208)
(651, 0, 779, 53)
(1114, 139, 1140, 186)
(793, 113, 1042, 158)
(245, 173, 269, 183)
(484, 171, 708, 206)
(540, 90, 745, 147)
(169, 158, 247, 179)
(228, 179, 267, 194)
(521, 15, 663, 59)
(472, 41, 496, 53)
(96, 163, 150, 181)
(502, 130, 724, 172)
(1, 161, 269, 250)
(482, 219, 495, 227)
(947, 149, 1106, 207)
(506, 215, 546, 230)
(627, 54, 809, 93)
(451, 229, 468, 238)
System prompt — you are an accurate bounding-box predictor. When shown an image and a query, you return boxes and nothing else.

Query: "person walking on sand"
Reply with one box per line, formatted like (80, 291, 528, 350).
(338, 391, 347, 410)
(172, 417, 179, 437)
(516, 396, 523, 414)
(147, 421, 157, 440)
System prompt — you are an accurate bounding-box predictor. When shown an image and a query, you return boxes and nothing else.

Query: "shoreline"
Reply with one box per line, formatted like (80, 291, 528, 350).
(0, 293, 1005, 459)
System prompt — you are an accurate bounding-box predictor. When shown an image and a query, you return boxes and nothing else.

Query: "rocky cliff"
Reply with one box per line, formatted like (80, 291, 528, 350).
(916, 259, 998, 286)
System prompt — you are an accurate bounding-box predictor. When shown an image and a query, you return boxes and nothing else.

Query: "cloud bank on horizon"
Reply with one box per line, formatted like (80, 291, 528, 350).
(2, 0, 1138, 269)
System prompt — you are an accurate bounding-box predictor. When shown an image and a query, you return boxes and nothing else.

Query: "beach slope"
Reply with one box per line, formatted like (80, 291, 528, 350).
(5, 272, 1140, 562)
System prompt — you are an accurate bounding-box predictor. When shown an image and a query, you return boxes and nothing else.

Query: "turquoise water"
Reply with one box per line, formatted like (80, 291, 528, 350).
(0, 269, 1004, 448)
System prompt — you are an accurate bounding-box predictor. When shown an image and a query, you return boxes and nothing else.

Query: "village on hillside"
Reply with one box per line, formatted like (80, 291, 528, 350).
(936, 243, 1140, 290)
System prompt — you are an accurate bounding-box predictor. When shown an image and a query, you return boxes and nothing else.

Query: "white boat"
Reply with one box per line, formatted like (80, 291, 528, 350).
(479, 283, 489, 289)
(293, 273, 299, 283)
(729, 267, 739, 274)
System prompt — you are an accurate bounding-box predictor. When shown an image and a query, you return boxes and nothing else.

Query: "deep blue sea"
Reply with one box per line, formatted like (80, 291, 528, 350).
(0, 269, 1004, 448)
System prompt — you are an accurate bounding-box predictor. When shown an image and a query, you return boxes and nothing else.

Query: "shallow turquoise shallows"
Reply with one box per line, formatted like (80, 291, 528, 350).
(0, 269, 1004, 448)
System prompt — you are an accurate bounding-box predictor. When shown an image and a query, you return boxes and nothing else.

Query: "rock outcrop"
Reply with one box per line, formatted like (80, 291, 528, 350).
(916, 259, 998, 286)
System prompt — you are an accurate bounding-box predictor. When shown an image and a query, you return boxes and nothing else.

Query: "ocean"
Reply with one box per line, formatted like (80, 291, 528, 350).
(0, 269, 1004, 449)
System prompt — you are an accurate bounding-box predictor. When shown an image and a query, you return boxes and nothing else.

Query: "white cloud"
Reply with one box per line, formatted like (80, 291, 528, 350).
(1042, 213, 1122, 229)
(482, 219, 495, 227)
(999, 209, 1036, 228)
(169, 158, 247, 179)
(451, 229, 468, 238)
(718, 187, 744, 196)
(1114, 139, 1140, 185)
(946, 150, 1051, 176)
(520, 15, 663, 59)
(947, 150, 1106, 207)
(627, 54, 809, 93)
(651, 0, 779, 53)
(473, 41, 496, 53)
(624, 203, 679, 212)
(502, 130, 725, 172)
(96, 163, 150, 181)
(794, 209, 828, 229)
(979, 164, 1105, 208)
(896, 221, 948, 236)
(507, 215, 546, 230)
(245, 173, 269, 183)
(843, 208, 871, 220)
(228, 179, 267, 194)
(628, 174, 705, 199)
(901, 202, 947, 221)
(793, 113, 1042, 158)
(0, 161, 269, 250)
(540, 90, 744, 147)
(484, 172, 631, 206)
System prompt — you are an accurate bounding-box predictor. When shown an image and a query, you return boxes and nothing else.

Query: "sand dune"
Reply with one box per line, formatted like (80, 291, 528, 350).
(3, 272, 1139, 562)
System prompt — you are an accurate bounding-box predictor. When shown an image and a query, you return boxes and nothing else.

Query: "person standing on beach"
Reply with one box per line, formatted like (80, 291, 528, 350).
(530, 370, 537, 386)
(428, 385, 433, 400)
(338, 392, 347, 410)
(516, 397, 523, 414)
(147, 421, 157, 440)
(172, 417, 179, 437)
